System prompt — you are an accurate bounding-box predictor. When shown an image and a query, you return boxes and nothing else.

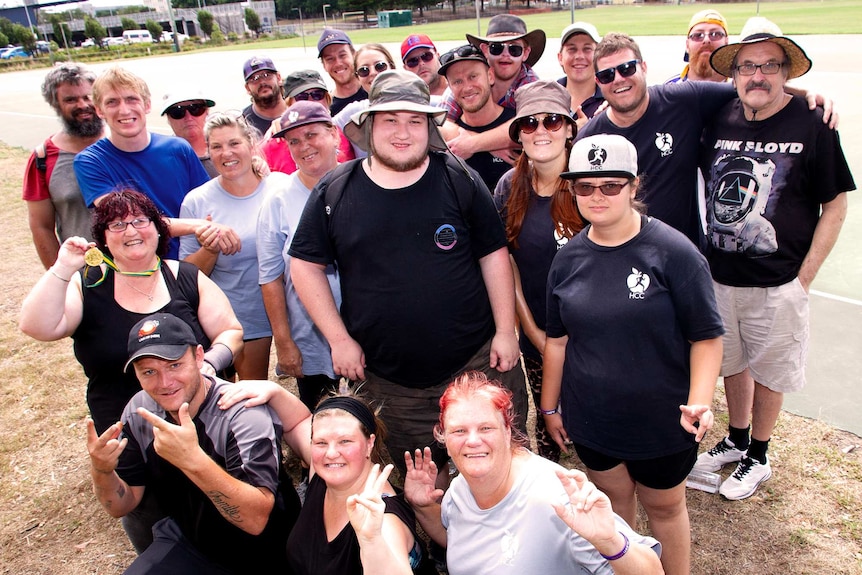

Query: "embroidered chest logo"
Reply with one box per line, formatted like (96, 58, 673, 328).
(434, 224, 458, 251)
(654, 132, 674, 157)
(626, 267, 650, 299)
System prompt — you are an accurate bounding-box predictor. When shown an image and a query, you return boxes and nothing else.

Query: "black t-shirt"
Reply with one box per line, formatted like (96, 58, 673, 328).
(494, 170, 570, 360)
(287, 474, 425, 575)
(456, 107, 517, 192)
(289, 155, 506, 387)
(579, 82, 736, 247)
(242, 104, 279, 137)
(701, 95, 855, 287)
(330, 87, 368, 117)
(546, 216, 724, 459)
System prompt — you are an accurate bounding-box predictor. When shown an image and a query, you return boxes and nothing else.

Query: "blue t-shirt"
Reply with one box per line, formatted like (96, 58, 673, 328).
(74, 133, 210, 258)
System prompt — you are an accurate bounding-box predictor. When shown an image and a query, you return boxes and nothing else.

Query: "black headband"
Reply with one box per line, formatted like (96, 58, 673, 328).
(313, 396, 377, 434)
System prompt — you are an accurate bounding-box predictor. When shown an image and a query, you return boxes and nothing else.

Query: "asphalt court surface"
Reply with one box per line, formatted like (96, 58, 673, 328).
(0, 33, 859, 436)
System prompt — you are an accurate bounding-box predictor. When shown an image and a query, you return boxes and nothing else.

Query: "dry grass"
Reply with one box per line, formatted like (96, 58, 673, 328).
(0, 142, 859, 574)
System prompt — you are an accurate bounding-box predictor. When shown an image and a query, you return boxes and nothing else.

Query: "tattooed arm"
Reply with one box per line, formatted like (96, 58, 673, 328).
(86, 419, 144, 517)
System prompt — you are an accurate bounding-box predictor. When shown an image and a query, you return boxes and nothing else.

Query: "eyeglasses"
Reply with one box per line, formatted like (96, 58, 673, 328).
(518, 114, 566, 135)
(595, 59, 641, 85)
(571, 181, 631, 197)
(106, 217, 152, 233)
(404, 50, 435, 69)
(488, 42, 524, 58)
(294, 89, 328, 102)
(247, 71, 275, 84)
(687, 30, 727, 42)
(165, 103, 208, 120)
(356, 61, 390, 78)
(733, 62, 786, 76)
(440, 44, 483, 66)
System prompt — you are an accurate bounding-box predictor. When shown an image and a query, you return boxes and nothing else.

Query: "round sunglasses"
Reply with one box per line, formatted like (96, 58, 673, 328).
(356, 61, 390, 78)
(488, 42, 524, 58)
(518, 113, 566, 135)
(165, 103, 208, 120)
(404, 50, 435, 69)
(595, 59, 641, 85)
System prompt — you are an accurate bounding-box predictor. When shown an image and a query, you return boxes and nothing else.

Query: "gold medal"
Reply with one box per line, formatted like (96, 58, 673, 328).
(84, 247, 104, 267)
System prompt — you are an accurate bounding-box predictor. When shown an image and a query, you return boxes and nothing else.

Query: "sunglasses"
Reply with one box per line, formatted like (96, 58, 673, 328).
(440, 44, 483, 66)
(518, 114, 566, 135)
(166, 103, 208, 120)
(356, 61, 390, 78)
(733, 62, 786, 76)
(687, 30, 727, 42)
(294, 89, 328, 102)
(487, 42, 524, 58)
(595, 59, 641, 85)
(571, 181, 631, 197)
(247, 71, 274, 84)
(404, 50, 435, 69)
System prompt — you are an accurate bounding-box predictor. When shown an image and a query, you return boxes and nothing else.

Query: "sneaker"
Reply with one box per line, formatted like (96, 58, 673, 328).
(719, 456, 772, 500)
(692, 437, 746, 473)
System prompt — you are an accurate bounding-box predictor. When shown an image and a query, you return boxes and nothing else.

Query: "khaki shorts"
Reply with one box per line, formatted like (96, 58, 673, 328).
(362, 338, 528, 476)
(713, 279, 809, 393)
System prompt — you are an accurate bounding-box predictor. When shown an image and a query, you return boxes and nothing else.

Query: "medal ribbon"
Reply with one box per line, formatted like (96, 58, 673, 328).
(84, 255, 162, 288)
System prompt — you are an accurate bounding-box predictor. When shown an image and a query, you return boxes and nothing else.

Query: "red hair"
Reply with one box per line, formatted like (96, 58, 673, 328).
(434, 371, 527, 447)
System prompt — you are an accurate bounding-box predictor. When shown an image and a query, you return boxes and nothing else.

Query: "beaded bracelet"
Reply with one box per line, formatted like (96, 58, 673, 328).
(600, 531, 630, 561)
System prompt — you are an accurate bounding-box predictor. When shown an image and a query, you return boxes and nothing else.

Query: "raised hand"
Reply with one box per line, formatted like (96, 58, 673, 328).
(552, 468, 617, 546)
(137, 403, 201, 469)
(403, 447, 444, 508)
(86, 419, 127, 474)
(347, 463, 393, 541)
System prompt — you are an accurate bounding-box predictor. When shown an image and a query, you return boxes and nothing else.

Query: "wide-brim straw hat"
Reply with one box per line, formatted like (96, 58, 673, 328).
(710, 17, 811, 79)
(343, 70, 447, 152)
(466, 14, 546, 68)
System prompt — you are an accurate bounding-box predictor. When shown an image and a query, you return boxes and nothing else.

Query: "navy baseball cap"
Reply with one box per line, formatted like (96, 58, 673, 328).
(317, 29, 353, 58)
(243, 56, 277, 82)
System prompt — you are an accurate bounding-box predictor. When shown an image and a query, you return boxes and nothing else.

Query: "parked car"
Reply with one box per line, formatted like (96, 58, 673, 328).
(101, 37, 126, 47)
(0, 46, 30, 59)
(35, 40, 50, 54)
(160, 31, 189, 44)
(122, 30, 153, 44)
(80, 38, 95, 48)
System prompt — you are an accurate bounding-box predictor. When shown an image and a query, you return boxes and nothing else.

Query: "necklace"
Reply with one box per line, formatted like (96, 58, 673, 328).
(123, 271, 160, 301)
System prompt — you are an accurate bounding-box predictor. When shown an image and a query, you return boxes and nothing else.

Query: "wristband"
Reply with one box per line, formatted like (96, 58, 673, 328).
(203, 343, 233, 372)
(599, 531, 629, 561)
(50, 268, 71, 282)
(539, 407, 558, 416)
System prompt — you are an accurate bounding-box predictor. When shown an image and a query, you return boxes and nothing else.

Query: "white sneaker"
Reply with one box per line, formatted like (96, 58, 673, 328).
(692, 437, 746, 473)
(719, 456, 772, 500)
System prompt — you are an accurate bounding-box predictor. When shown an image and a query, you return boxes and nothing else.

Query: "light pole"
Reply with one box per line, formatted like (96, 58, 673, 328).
(323, 4, 330, 29)
(292, 7, 305, 52)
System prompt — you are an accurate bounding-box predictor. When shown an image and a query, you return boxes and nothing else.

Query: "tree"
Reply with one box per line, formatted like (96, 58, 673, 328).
(9, 23, 36, 52)
(197, 10, 214, 38)
(244, 8, 261, 35)
(48, 14, 72, 49)
(145, 19, 163, 41)
(84, 16, 107, 46)
(210, 21, 225, 45)
(121, 17, 138, 31)
(0, 31, 7, 47)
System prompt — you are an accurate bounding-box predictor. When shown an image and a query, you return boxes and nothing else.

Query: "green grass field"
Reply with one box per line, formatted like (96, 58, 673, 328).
(240, 0, 862, 52)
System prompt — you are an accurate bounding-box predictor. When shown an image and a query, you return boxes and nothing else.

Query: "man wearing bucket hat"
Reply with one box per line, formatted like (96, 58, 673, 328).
(666, 9, 730, 84)
(694, 17, 855, 500)
(161, 89, 217, 177)
(241, 55, 287, 136)
(87, 312, 309, 573)
(437, 44, 516, 191)
(289, 70, 528, 479)
(578, 32, 836, 249)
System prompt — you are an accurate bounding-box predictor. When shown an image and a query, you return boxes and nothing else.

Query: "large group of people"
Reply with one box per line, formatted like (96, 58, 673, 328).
(17, 10, 854, 575)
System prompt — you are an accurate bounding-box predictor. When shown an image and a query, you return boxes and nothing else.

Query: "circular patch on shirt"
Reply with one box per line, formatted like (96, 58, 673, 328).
(434, 224, 457, 251)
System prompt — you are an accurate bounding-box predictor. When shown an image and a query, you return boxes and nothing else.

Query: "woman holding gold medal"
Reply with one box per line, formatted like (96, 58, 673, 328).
(20, 189, 243, 437)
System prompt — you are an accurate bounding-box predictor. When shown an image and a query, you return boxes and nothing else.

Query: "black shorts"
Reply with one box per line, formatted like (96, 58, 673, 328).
(573, 442, 698, 490)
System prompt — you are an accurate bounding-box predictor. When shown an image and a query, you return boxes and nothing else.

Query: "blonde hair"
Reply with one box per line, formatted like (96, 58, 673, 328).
(93, 66, 151, 108)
